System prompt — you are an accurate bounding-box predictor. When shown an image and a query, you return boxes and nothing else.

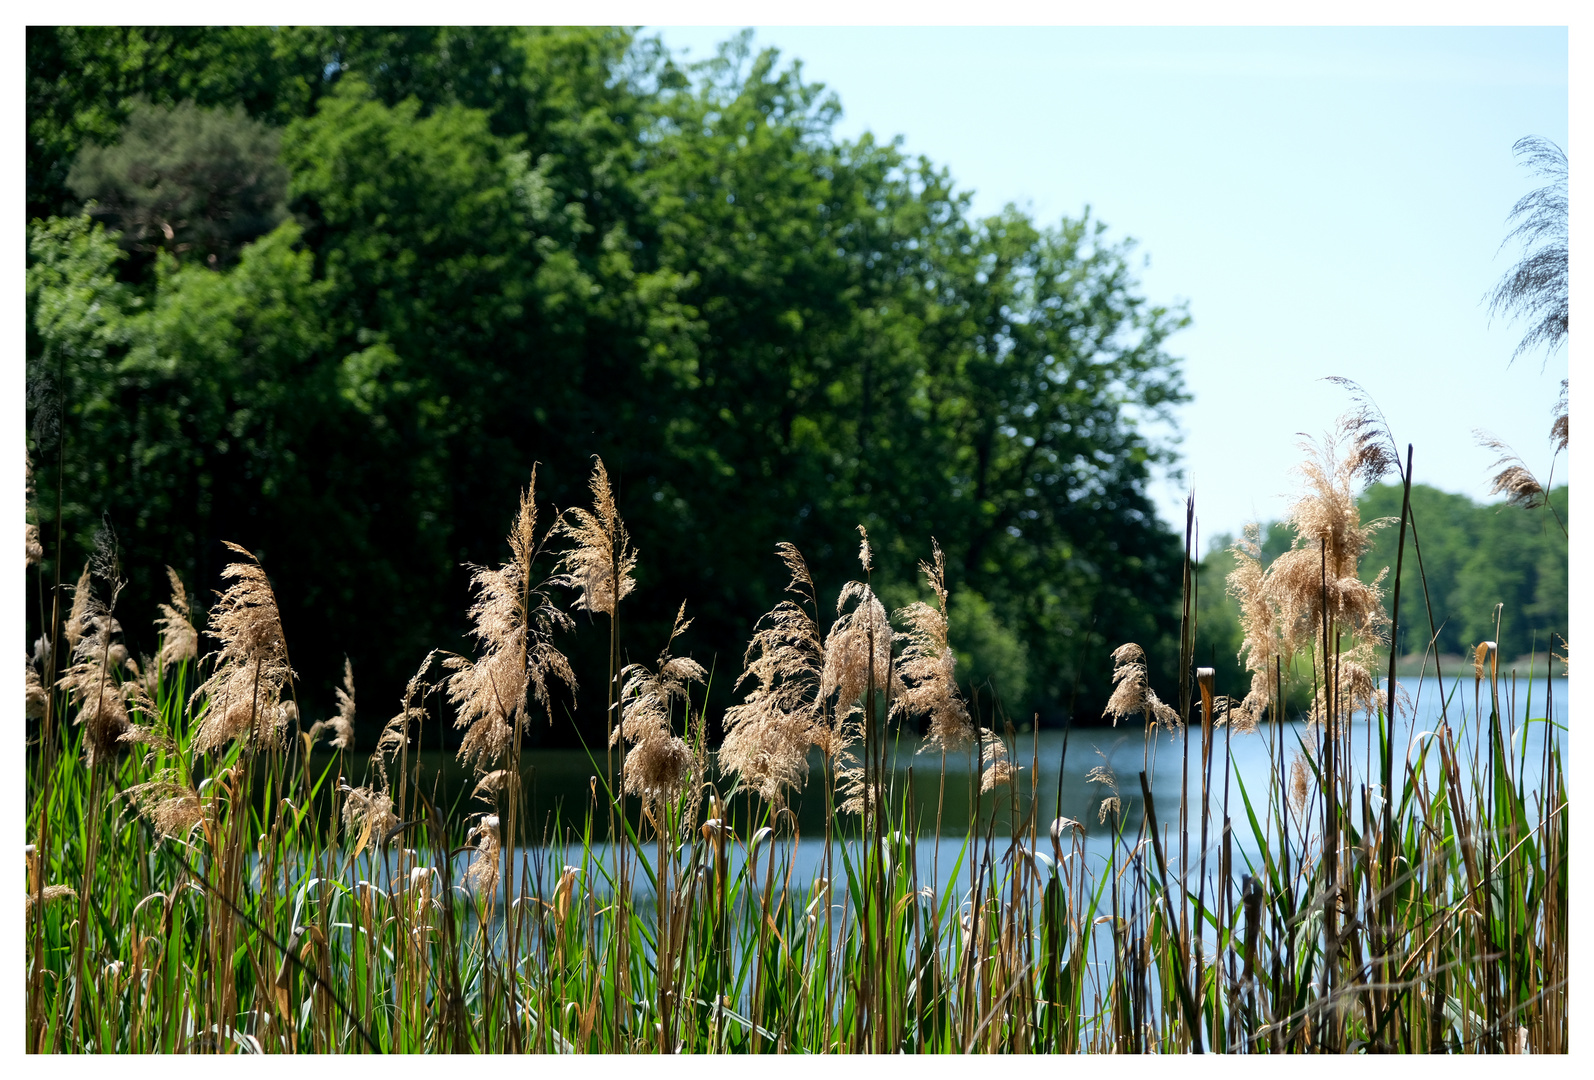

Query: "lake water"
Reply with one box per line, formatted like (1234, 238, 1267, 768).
(326, 675, 1565, 906)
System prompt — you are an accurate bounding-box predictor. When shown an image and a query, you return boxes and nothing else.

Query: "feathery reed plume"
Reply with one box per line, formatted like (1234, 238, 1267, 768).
(340, 782, 397, 847)
(822, 531, 900, 817)
(616, 603, 705, 812)
(25, 884, 77, 912)
(1227, 525, 1281, 728)
(465, 814, 501, 896)
(154, 567, 198, 672)
(1269, 418, 1392, 655)
(26, 655, 48, 720)
(24, 454, 42, 567)
(1551, 378, 1568, 452)
(892, 540, 974, 753)
(553, 457, 636, 619)
(1101, 642, 1180, 731)
(721, 543, 823, 805)
(1086, 755, 1119, 823)
(64, 563, 91, 654)
(309, 659, 356, 751)
(122, 773, 204, 840)
(981, 728, 1022, 793)
(376, 650, 437, 778)
(1225, 413, 1393, 737)
(56, 572, 131, 767)
(446, 473, 575, 776)
(189, 543, 295, 754)
(1288, 750, 1310, 817)
(1475, 431, 1547, 509)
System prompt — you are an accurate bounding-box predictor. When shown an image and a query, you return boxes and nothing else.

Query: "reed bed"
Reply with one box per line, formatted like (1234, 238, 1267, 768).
(23, 423, 1568, 1054)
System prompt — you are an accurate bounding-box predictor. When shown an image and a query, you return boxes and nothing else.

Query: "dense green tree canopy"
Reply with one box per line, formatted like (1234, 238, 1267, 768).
(27, 26, 1190, 745)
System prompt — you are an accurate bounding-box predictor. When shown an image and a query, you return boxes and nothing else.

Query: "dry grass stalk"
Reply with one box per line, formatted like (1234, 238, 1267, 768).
(1101, 642, 1179, 731)
(892, 540, 974, 754)
(377, 651, 437, 780)
(446, 473, 574, 776)
(616, 603, 705, 812)
(721, 543, 823, 805)
(189, 543, 295, 754)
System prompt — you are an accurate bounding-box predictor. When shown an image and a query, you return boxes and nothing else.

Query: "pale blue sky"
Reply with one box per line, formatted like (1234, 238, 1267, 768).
(650, 26, 1570, 545)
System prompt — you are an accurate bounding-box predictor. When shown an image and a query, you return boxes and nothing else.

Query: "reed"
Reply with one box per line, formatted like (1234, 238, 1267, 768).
(22, 434, 1567, 1054)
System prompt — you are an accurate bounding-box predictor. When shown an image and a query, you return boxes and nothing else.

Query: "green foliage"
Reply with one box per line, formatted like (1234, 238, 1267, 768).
(27, 27, 1187, 736)
(67, 99, 288, 265)
(1359, 482, 1568, 657)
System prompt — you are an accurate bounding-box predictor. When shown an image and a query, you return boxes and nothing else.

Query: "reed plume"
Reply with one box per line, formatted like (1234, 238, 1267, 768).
(377, 650, 437, 777)
(553, 456, 636, 619)
(189, 543, 295, 754)
(26, 655, 48, 719)
(1551, 378, 1568, 452)
(822, 530, 900, 817)
(446, 473, 574, 776)
(721, 542, 823, 805)
(308, 658, 356, 751)
(465, 814, 501, 896)
(55, 568, 131, 767)
(1227, 412, 1393, 733)
(121, 773, 204, 840)
(981, 728, 1021, 793)
(24, 454, 42, 567)
(1100, 642, 1179, 731)
(891, 540, 974, 754)
(616, 603, 705, 813)
(154, 566, 198, 672)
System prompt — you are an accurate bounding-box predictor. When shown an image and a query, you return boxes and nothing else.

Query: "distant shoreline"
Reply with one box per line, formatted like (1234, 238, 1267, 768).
(1386, 652, 1567, 679)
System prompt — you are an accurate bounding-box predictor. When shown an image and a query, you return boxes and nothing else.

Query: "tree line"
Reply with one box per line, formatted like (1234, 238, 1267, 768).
(26, 27, 1190, 746)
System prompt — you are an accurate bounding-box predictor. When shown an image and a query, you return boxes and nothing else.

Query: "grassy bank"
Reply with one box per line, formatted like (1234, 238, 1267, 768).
(24, 419, 1568, 1053)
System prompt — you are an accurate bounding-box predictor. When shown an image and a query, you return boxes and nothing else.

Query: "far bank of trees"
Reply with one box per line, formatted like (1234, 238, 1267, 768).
(27, 27, 1190, 743)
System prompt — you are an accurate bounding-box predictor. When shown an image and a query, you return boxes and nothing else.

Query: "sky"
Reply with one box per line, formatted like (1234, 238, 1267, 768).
(650, 25, 1570, 548)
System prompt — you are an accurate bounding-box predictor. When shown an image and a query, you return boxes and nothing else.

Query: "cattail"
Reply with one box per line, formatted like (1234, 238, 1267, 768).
(154, 566, 198, 672)
(447, 472, 575, 776)
(189, 543, 294, 754)
(616, 603, 705, 812)
(721, 543, 823, 805)
(892, 540, 974, 754)
(1101, 643, 1180, 731)
(553, 456, 637, 619)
